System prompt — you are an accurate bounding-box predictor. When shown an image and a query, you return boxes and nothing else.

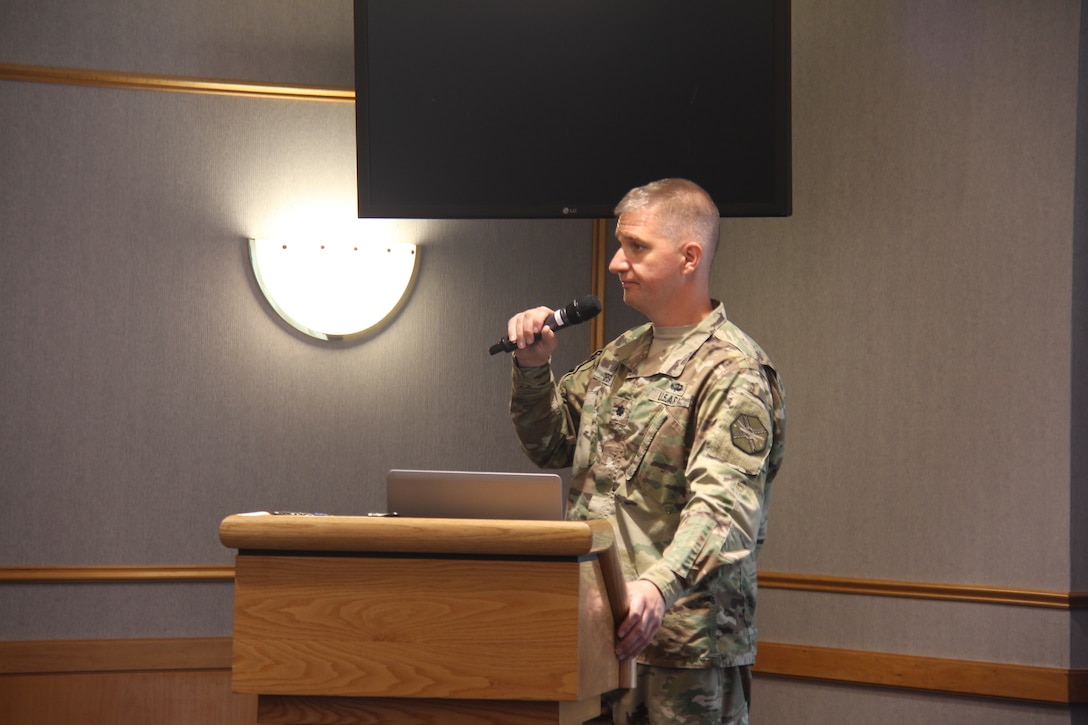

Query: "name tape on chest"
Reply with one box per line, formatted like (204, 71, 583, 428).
(647, 386, 693, 408)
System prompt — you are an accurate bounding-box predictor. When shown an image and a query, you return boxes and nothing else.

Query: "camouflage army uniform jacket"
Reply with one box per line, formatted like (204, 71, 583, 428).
(511, 302, 786, 668)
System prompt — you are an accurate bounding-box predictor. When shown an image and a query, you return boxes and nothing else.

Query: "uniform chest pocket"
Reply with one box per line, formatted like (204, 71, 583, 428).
(620, 399, 691, 514)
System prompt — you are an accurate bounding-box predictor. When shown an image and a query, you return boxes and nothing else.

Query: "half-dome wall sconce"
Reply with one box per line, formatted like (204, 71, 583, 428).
(249, 237, 418, 341)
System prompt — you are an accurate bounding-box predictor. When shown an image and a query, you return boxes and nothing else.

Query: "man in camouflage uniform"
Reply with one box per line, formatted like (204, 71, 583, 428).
(505, 179, 786, 724)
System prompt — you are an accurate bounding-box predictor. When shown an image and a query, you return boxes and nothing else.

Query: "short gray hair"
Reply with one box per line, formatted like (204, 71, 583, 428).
(614, 179, 720, 258)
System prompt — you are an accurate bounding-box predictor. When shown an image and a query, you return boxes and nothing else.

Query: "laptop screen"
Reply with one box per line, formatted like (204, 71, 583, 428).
(385, 469, 567, 521)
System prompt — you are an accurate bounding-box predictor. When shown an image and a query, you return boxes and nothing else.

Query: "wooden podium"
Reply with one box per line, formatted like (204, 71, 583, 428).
(219, 513, 634, 725)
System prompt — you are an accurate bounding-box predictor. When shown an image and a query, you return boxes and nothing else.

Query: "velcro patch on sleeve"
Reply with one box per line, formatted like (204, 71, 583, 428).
(705, 387, 773, 474)
(730, 414, 769, 455)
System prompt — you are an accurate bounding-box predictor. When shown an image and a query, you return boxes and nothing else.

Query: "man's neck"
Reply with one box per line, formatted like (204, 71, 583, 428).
(648, 297, 714, 328)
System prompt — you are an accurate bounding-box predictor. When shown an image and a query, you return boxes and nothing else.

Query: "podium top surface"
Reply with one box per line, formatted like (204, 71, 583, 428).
(219, 513, 615, 557)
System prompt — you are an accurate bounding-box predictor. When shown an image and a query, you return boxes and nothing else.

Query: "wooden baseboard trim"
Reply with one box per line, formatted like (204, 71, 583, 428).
(0, 62, 353, 102)
(754, 642, 1088, 705)
(2, 638, 1084, 705)
(0, 638, 231, 675)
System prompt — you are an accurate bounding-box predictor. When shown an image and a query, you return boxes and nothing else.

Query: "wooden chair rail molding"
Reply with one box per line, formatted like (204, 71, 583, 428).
(757, 572, 1088, 610)
(1, 638, 1084, 706)
(2, 565, 1085, 609)
(0, 565, 234, 583)
(0, 62, 353, 102)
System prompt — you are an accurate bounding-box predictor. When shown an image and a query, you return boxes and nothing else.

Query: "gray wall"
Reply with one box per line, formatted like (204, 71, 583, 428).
(1, 1, 1085, 722)
(0, 0, 593, 637)
(731, 0, 1082, 651)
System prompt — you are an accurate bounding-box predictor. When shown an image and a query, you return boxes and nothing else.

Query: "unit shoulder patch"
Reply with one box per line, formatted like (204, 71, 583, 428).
(730, 413, 769, 455)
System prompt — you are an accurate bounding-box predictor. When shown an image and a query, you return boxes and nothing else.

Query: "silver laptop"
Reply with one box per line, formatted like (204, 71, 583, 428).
(385, 469, 566, 521)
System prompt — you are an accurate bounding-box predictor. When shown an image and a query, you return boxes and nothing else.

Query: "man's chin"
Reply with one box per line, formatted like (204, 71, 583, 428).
(621, 290, 644, 313)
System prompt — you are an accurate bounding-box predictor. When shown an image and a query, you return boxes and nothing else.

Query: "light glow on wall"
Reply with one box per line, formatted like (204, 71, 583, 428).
(249, 236, 418, 341)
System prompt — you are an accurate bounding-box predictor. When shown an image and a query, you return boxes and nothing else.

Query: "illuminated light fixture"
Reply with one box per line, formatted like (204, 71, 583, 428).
(249, 237, 418, 341)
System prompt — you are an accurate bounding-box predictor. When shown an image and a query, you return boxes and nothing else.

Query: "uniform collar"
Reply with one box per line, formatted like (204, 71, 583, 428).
(610, 301, 728, 377)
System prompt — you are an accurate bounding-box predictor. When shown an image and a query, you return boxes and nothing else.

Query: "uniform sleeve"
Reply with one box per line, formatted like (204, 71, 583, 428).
(509, 356, 593, 470)
(638, 362, 776, 607)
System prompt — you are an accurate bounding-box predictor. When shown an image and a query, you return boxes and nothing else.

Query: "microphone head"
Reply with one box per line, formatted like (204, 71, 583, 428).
(566, 295, 602, 323)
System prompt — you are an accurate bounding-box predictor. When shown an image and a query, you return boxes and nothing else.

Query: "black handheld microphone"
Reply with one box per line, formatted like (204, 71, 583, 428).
(489, 294, 602, 355)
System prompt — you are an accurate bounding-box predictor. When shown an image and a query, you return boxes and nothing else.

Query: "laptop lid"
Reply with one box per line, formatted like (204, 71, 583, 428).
(385, 469, 566, 521)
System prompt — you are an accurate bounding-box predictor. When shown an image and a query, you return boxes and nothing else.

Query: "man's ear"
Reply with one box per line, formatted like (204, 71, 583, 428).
(681, 241, 703, 275)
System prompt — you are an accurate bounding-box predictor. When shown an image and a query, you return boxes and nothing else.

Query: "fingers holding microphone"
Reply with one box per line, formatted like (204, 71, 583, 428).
(489, 295, 601, 357)
(508, 307, 558, 367)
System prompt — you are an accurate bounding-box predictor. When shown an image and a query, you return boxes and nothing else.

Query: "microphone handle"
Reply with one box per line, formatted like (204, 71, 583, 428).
(488, 309, 566, 355)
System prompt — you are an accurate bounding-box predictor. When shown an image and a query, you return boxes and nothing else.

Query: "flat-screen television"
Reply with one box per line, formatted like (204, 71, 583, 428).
(355, 0, 791, 219)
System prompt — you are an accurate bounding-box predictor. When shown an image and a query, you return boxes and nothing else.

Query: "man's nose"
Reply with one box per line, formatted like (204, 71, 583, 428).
(608, 248, 627, 273)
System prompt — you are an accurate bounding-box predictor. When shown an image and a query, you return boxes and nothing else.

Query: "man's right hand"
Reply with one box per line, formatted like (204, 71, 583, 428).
(616, 579, 666, 660)
(507, 306, 559, 367)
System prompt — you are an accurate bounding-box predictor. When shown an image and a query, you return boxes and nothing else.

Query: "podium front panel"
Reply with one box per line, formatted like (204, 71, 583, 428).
(230, 552, 619, 702)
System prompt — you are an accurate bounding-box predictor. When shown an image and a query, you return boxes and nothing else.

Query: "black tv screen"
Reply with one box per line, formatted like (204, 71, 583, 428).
(355, 0, 791, 219)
